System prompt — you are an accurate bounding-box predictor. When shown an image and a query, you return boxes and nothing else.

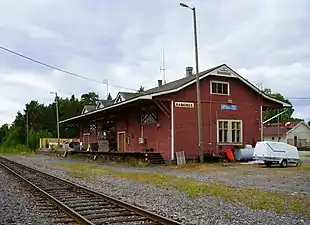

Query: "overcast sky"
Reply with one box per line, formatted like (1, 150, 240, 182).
(0, 0, 310, 125)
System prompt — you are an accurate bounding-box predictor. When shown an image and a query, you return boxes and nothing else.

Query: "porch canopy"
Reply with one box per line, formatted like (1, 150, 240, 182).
(59, 96, 154, 124)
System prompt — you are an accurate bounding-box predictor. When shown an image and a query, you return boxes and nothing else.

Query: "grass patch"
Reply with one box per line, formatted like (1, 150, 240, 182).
(0, 145, 35, 156)
(269, 163, 310, 172)
(34, 162, 45, 167)
(167, 162, 256, 174)
(67, 170, 90, 179)
(55, 163, 92, 169)
(296, 163, 310, 171)
(171, 162, 310, 173)
(123, 157, 149, 167)
(34, 162, 54, 170)
(57, 162, 310, 218)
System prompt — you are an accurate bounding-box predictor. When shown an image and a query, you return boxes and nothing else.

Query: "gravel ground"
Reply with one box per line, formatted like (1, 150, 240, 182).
(36, 153, 310, 196)
(0, 165, 77, 225)
(3, 155, 309, 225)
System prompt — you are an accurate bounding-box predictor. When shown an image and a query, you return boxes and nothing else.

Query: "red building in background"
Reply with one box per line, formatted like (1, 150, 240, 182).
(60, 64, 290, 161)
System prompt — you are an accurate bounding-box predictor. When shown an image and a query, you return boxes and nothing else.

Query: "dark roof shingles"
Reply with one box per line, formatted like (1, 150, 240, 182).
(98, 99, 114, 107)
(142, 65, 223, 95)
(119, 92, 141, 100)
(82, 105, 96, 114)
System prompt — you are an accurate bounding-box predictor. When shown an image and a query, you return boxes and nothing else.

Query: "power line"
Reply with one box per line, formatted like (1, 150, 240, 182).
(0, 45, 137, 92)
(2, 45, 309, 97)
(287, 97, 310, 100)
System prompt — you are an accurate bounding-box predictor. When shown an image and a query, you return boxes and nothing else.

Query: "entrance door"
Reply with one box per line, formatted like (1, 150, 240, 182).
(118, 132, 125, 152)
(83, 133, 90, 151)
(294, 136, 297, 147)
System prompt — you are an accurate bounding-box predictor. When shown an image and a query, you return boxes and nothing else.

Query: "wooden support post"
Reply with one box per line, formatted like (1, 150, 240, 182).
(154, 101, 170, 118)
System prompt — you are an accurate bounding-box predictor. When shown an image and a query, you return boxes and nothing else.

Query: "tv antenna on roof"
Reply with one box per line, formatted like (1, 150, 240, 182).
(160, 47, 167, 84)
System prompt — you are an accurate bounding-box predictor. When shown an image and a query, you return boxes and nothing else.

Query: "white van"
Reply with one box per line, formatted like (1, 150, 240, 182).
(253, 141, 302, 167)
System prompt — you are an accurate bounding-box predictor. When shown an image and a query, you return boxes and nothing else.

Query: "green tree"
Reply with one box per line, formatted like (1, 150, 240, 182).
(107, 93, 113, 100)
(137, 86, 145, 93)
(308, 121, 310, 126)
(58, 95, 83, 138)
(263, 88, 300, 122)
(0, 91, 107, 152)
(81, 92, 99, 105)
(0, 123, 10, 144)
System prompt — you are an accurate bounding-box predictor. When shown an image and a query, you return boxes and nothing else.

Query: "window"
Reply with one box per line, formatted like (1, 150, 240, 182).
(218, 121, 228, 142)
(231, 121, 241, 142)
(141, 106, 157, 124)
(211, 81, 229, 95)
(217, 120, 242, 143)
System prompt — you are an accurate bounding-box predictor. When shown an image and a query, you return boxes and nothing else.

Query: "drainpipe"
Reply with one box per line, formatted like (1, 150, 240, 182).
(277, 109, 280, 142)
(260, 105, 263, 141)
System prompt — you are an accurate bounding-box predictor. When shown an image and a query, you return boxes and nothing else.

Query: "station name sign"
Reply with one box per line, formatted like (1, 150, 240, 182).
(175, 101, 194, 108)
(221, 104, 237, 110)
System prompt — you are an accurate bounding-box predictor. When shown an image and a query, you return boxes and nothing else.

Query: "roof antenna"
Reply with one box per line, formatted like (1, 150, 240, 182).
(160, 47, 167, 84)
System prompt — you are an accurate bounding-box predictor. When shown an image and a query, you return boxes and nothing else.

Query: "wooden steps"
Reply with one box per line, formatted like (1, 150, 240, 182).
(145, 153, 165, 165)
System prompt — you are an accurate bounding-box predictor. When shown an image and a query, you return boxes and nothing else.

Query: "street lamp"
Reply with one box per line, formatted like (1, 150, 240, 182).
(180, 2, 204, 163)
(50, 91, 60, 146)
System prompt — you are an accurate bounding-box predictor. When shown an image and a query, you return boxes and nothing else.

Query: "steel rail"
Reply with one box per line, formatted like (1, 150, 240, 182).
(0, 162, 94, 225)
(0, 156, 182, 225)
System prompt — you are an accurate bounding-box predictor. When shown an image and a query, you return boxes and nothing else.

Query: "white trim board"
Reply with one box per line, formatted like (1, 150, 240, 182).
(170, 100, 175, 160)
(114, 93, 125, 104)
(96, 101, 104, 109)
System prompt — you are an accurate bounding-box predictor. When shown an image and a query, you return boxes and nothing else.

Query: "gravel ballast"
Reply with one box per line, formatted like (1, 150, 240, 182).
(0, 166, 68, 225)
(3, 155, 309, 225)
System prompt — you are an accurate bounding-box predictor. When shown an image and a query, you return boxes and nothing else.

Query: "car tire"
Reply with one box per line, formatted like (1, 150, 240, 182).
(280, 159, 287, 168)
(265, 162, 272, 167)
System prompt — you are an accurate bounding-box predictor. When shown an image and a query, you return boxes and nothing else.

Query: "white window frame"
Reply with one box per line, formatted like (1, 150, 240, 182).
(210, 81, 230, 95)
(217, 119, 243, 144)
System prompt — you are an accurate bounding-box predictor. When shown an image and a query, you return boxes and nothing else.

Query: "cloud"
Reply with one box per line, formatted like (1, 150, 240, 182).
(0, 0, 310, 125)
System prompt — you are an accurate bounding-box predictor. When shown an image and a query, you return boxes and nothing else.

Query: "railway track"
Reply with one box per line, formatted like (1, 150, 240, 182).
(0, 156, 182, 225)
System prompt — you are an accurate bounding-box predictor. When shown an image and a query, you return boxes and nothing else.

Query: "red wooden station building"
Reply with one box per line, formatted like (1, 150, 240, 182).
(60, 64, 290, 161)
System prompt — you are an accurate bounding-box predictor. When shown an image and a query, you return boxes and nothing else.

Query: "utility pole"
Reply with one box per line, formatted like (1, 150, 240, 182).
(55, 92, 60, 146)
(180, 3, 204, 163)
(25, 107, 29, 147)
(103, 79, 109, 100)
(50, 91, 60, 146)
(160, 47, 167, 84)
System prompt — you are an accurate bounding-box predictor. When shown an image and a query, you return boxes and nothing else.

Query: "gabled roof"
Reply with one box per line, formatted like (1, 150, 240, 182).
(114, 92, 141, 104)
(119, 92, 141, 100)
(81, 105, 96, 114)
(146, 64, 291, 107)
(286, 121, 310, 135)
(96, 99, 113, 109)
(264, 121, 310, 136)
(143, 65, 222, 95)
(60, 64, 291, 123)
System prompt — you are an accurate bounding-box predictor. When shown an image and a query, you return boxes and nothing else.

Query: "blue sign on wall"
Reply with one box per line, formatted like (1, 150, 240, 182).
(221, 104, 238, 110)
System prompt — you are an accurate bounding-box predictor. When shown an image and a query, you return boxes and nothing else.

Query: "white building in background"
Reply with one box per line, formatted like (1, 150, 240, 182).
(263, 121, 310, 148)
